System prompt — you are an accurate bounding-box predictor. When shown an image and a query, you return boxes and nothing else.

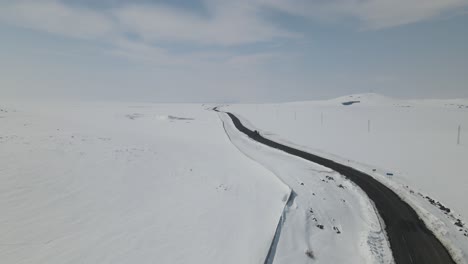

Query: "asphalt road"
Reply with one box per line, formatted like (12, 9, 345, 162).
(220, 110, 455, 264)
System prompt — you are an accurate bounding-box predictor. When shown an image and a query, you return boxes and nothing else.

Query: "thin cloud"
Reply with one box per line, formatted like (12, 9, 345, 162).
(2, 0, 466, 48)
(0, 0, 302, 69)
(0, 0, 297, 46)
(258, 0, 468, 29)
(113, 1, 298, 46)
(1, 0, 467, 74)
(0, 0, 114, 39)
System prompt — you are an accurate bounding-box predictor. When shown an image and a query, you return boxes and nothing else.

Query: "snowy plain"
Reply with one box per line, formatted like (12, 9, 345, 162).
(0, 102, 289, 264)
(1, 96, 467, 264)
(225, 93, 468, 263)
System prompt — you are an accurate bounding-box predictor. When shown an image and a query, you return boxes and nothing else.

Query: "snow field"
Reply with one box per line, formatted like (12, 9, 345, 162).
(0, 102, 289, 264)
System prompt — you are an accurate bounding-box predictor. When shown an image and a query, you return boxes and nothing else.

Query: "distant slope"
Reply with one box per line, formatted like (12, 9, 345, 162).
(285, 93, 468, 108)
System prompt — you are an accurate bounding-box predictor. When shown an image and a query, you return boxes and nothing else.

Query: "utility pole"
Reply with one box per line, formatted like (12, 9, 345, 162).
(321, 112, 323, 126)
(294, 111, 296, 120)
(368, 120, 371, 133)
(458, 125, 461, 145)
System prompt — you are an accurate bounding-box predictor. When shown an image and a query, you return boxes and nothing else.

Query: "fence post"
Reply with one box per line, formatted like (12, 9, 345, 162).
(458, 125, 461, 145)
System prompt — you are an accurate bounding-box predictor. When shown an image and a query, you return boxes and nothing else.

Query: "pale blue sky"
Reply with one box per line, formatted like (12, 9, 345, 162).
(1, 0, 468, 102)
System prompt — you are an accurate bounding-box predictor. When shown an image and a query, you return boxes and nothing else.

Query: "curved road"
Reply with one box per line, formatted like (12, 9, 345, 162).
(219, 109, 455, 264)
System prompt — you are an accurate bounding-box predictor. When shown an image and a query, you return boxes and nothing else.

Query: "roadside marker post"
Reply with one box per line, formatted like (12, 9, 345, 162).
(458, 125, 461, 145)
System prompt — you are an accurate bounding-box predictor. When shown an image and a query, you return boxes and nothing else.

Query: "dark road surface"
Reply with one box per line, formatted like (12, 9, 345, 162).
(219, 110, 455, 264)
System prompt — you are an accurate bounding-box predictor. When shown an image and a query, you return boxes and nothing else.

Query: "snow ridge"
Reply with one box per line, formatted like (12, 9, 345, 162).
(218, 111, 293, 263)
(264, 192, 296, 264)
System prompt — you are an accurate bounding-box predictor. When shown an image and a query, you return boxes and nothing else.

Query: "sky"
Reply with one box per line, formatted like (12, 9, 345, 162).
(1, 0, 468, 102)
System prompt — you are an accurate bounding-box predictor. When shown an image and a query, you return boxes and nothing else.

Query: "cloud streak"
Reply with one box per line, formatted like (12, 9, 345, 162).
(0, 0, 297, 46)
(0, 0, 301, 67)
(0, 0, 114, 39)
(2, 0, 466, 47)
(259, 0, 468, 29)
(114, 1, 297, 46)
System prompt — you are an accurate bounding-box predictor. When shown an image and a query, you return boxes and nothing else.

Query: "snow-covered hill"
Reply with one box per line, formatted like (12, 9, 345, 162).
(290, 93, 468, 108)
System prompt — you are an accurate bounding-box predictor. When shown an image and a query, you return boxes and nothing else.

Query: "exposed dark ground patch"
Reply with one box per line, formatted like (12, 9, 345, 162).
(168, 115, 194, 121)
(342, 101, 360, 106)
